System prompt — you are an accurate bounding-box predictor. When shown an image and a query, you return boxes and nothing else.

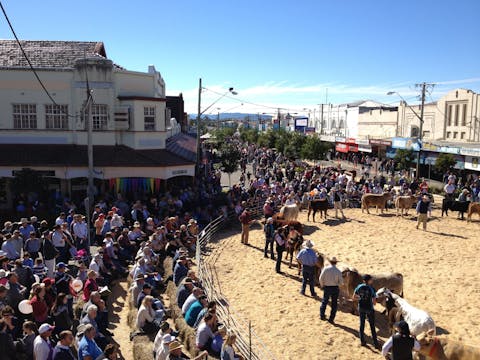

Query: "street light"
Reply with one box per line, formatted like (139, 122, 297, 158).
(196, 78, 237, 171)
(388, 86, 427, 179)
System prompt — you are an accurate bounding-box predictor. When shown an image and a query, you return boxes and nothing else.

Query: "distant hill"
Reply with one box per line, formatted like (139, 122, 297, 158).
(188, 113, 273, 121)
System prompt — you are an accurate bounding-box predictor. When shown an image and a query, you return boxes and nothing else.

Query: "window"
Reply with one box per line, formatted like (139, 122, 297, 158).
(91, 104, 108, 130)
(454, 104, 459, 126)
(453, 131, 458, 139)
(461, 132, 466, 139)
(462, 104, 467, 126)
(13, 104, 37, 129)
(45, 104, 68, 129)
(411, 126, 419, 137)
(423, 130, 430, 138)
(446, 131, 451, 138)
(144, 106, 155, 130)
(447, 105, 452, 126)
(331, 120, 336, 129)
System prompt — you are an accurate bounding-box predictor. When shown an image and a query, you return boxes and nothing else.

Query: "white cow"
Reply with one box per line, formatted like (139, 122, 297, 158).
(378, 288, 436, 337)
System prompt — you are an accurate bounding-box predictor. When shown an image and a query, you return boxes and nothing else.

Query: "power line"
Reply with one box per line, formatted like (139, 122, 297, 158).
(0, 0, 78, 118)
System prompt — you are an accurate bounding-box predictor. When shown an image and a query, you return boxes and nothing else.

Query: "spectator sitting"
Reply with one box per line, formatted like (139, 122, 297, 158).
(211, 325, 227, 356)
(185, 294, 208, 327)
(173, 256, 189, 286)
(176, 277, 194, 308)
(136, 295, 160, 334)
(83, 270, 99, 303)
(194, 301, 216, 329)
(77, 324, 103, 360)
(196, 313, 216, 355)
(181, 287, 203, 315)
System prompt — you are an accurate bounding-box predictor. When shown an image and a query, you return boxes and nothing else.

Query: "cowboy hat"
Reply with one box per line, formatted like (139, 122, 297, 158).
(303, 239, 314, 248)
(329, 256, 339, 263)
(168, 340, 183, 352)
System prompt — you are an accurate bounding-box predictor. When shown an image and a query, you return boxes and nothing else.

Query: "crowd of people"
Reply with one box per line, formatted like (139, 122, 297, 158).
(230, 140, 479, 358)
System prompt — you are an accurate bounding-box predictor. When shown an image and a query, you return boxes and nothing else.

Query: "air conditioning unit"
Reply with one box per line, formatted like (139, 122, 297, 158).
(114, 106, 130, 130)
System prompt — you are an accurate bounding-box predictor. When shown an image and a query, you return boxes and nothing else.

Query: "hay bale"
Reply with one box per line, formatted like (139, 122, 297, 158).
(174, 316, 198, 357)
(133, 334, 154, 360)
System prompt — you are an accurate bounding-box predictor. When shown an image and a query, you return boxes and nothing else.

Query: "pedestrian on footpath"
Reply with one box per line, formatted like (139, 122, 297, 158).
(415, 195, 432, 231)
(263, 218, 275, 259)
(353, 274, 380, 349)
(319, 256, 343, 324)
(296, 240, 318, 297)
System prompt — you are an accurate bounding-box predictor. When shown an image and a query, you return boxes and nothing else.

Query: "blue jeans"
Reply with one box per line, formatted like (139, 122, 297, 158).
(320, 286, 339, 320)
(301, 266, 316, 295)
(359, 309, 378, 345)
(275, 246, 284, 273)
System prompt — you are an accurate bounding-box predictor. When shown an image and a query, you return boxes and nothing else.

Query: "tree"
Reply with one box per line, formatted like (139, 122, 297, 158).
(394, 149, 415, 171)
(435, 153, 456, 173)
(301, 135, 330, 162)
(219, 143, 242, 187)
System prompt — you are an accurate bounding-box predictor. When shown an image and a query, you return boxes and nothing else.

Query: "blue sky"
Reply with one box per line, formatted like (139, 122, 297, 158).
(1, 0, 480, 114)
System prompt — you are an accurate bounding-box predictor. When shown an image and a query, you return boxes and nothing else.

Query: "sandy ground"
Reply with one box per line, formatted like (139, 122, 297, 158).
(212, 207, 480, 360)
(110, 280, 134, 360)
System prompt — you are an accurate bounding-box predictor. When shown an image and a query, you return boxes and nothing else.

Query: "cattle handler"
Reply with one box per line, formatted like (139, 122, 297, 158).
(416, 194, 432, 231)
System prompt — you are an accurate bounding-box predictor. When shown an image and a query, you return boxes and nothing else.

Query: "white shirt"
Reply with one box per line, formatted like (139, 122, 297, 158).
(381, 335, 420, 357)
(52, 230, 65, 247)
(33, 335, 52, 360)
(136, 304, 155, 329)
(181, 293, 197, 314)
(153, 330, 166, 357)
(444, 183, 456, 194)
(73, 222, 88, 239)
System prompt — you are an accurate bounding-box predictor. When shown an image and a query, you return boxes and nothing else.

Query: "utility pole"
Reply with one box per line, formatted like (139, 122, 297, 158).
(416, 82, 427, 179)
(196, 78, 202, 173)
(86, 85, 94, 249)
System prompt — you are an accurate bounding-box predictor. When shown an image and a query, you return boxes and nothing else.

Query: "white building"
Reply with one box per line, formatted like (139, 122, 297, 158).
(0, 40, 194, 208)
(317, 100, 393, 138)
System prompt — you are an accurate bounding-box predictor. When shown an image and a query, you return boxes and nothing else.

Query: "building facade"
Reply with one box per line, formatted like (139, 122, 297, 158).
(0, 40, 194, 210)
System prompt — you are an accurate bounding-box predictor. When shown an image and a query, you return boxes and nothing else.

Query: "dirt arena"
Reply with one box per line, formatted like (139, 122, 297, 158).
(212, 206, 480, 360)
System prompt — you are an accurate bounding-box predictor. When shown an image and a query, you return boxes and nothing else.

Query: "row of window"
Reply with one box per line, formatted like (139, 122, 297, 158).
(446, 131, 466, 140)
(446, 103, 467, 127)
(11, 104, 156, 131)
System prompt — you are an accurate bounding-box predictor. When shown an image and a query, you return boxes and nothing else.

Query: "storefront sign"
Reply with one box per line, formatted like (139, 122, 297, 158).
(172, 169, 188, 175)
(391, 137, 420, 151)
(437, 146, 460, 154)
(370, 139, 392, 146)
(355, 138, 370, 145)
(422, 142, 440, 152)
(358, 144, 372, 153)
(348, 144, 359, 152)
(346, 138, 356, 144)
(460, 148, 480, 157)
(320, 135, 335, 142)
(465, 156, 480, 171)
(335, 136, 346, 143)
(335, 143, 348, 153)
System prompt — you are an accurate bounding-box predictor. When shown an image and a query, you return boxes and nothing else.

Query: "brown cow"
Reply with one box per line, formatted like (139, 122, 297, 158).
(339, 268, 403, 313)
(271, 214, 304, 234)
(361, 192, 393, 214)
(395, 195, 417, 216)
(417, 331, 480, 360)
(467, 202, 480, 222)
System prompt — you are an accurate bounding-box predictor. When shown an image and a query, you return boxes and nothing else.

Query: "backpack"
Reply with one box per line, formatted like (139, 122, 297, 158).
(356, 284, 373, 310)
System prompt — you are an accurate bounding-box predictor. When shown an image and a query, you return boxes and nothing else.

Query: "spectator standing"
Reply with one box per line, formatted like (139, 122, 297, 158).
(33, 323, 55, 360)
(296, 240, 318, 297)
(416, 195, 432, 231)
(263, 217, 275, 259)
(353, 274, 380, 349)
(319, 256, 343, 324)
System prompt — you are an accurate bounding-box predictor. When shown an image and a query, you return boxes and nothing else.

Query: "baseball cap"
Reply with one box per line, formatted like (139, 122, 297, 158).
(38, 323, 55, 334)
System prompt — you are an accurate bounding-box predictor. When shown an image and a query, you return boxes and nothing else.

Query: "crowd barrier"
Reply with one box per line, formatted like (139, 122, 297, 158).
(195, 196, 276, 360)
